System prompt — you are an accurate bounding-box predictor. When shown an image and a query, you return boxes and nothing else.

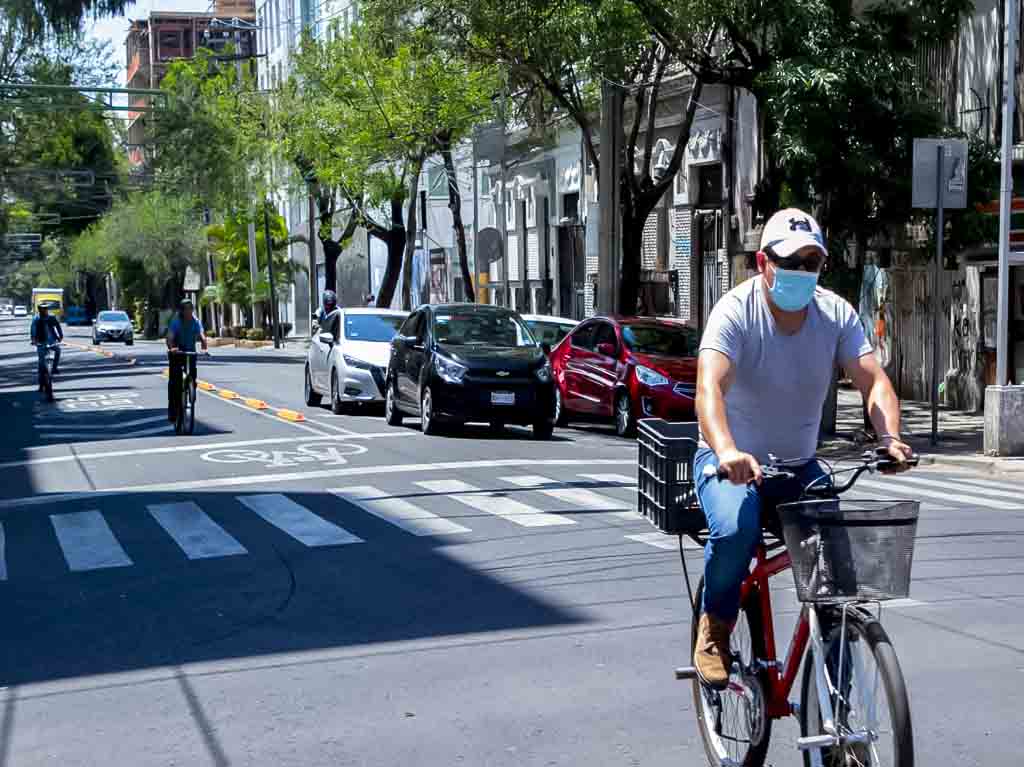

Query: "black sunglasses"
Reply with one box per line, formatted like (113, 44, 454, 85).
(764, 246, 825, 273)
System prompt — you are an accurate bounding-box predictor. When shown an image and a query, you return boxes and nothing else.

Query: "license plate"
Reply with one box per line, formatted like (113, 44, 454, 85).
(491, 391, 515, 405)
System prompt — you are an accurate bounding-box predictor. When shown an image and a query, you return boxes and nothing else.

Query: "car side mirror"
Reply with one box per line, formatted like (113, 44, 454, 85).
(540, 342, 552, 356)
(596, 342, 616, 357)
(399, 335, 417, 348)
(318, 332, 334, 345)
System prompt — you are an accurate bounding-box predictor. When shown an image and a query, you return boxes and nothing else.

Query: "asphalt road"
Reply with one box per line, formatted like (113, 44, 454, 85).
(1, 317, 1022, 767)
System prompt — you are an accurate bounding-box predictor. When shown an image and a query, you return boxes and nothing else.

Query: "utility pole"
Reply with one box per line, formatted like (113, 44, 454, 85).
(263, 200, 281, 348)
(597, 80, 624, 316)
(308, 191, 318, 324)
(996, 0, 1017, 387)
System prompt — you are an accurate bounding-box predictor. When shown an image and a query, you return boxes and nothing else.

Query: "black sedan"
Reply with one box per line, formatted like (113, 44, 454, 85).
(384, 304, 556, 439)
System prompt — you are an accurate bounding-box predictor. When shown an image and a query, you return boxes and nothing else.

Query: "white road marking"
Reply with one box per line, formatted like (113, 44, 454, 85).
(237, 494, 363, 546)
(147, 502, 248, 559)
(0, 522, 6, 580)
(50, 510, 133, 571)
(307, 419, 360, 436)
(501, 474, 632, 510)
(880, 474, 1024, 504)
(417, 479, 576, 527)
(330, 486, 471, 536)
(938, 475, 1024, 495)
(41, 424, 172, 440)
(36, 415, 169, 431)
(578, 473, 637, 486)
(857, 478, 1023, 510)
(0, 433, 405, 470)
(0, 458, 635, 509)
(626, 532, 702, 550)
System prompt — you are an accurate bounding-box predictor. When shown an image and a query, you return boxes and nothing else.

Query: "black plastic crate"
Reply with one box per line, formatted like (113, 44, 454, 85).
(636, 418, 704, 534)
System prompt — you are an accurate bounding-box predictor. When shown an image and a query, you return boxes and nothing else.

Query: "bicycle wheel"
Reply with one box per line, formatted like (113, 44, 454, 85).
(186, 380, 196, 435)
(691, 578, 772, 767)
(175, 381, 187, 435)
(800, 607, 913, 767)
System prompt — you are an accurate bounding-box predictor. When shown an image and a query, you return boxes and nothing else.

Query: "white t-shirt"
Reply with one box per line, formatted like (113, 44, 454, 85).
(699, 276, 872, 463)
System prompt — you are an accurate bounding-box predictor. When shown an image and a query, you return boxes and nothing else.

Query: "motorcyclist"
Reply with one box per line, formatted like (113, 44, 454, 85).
(318, 290, 341, 340)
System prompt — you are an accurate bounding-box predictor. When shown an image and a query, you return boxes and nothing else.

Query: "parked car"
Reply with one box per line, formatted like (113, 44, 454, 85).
(13, 305, 27, 318)
(305, 307, 407, 413)
(384, 303, 556, 438)
(92, 310, 134, 345)
(521, 314, 578, 351)
(65, 306, 90, 326)
(0, 305, 12, 317)
(550, 316, 699, 437)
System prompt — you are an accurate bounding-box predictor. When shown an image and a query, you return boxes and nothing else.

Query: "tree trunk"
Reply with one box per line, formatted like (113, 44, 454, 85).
(375, 195, 406, 309)
(322, 237, 341, 292)
(401, 153, 425, 311)
(439, 137, 474, 302)
(619, 201, 644, 315)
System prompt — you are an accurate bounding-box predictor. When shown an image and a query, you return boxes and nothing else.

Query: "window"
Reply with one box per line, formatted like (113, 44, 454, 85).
(432, 308, 536, 347)
(697, 164, 723, 207)
(400, 311, 424, 341)
(622, 323, 699, 357)
(562, 192, 579, 221)
(344, 313, 405, 342)
(593, 322, 618, 354)
(428, 164, 448, 199)
(570, 322, 597, 351)
(524, 186, 536, 228)
(273, 0, 280, 48)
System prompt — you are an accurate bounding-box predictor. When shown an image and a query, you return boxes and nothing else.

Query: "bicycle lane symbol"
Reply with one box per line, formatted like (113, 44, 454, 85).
(200, 442, 368, 469)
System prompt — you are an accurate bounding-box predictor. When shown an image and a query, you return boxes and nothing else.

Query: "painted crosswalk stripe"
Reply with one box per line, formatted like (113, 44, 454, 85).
(881, 475, 1024, 505)
(330, 486, 470, 536)
(578, 473, 637, 486)
(0, 522, 6, 580)
(50, 510, 133, 571)
(857, 479, 1023, 510)
(942, 475, 1024, 495)
(237, 494, 363, 546)
(148, 502, 248, 559)
(626, 531, 702, 550)
(501, 475, 632, 510)
(417, 479, 576, 527)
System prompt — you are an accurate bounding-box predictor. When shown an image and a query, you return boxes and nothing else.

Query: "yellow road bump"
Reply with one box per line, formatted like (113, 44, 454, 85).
(197, 381, 216, 391)
(218, 389, 239, 400)
(276, 408, 306, 422)
(244, 398, 269, 410)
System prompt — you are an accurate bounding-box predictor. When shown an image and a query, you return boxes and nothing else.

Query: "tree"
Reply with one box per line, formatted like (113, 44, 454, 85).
(1, 0, 136, 38)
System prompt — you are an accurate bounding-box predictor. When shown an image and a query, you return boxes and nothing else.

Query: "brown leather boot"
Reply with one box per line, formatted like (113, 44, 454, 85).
(694, 612, 732, 689)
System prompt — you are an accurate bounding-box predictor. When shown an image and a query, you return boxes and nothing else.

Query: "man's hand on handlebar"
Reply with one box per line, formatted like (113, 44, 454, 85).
(716, 447, 763, 486)
(878, 438, 914, 474)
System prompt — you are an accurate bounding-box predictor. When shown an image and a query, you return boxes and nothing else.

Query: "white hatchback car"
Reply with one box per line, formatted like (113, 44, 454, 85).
(305, 307, 408, 413)
(520, 314, 578, 350)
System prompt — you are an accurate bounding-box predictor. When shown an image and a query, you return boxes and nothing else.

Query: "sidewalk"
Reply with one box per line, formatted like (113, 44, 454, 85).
(820, 387, 1024, 476)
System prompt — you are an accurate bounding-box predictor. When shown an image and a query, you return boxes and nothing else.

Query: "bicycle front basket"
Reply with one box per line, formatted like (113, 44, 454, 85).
(777, 499, 920, 603)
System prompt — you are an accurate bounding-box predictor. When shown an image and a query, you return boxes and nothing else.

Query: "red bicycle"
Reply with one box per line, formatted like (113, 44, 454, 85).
(672, 451, 921, 767)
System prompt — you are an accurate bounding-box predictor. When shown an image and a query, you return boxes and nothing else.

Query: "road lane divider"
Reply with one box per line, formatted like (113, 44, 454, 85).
(217, 389, 240, 400)
(197, 381, 216, 391)
(243, 397, 269, 410)
(276, 408, 306, 422)
(155, 370, 313, 425)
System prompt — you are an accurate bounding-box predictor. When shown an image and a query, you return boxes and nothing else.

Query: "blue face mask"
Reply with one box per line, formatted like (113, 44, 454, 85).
(767, 264, 819, 311)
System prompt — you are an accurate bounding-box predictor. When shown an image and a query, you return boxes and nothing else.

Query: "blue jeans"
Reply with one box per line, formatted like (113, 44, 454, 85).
(693, 447, 829, 622)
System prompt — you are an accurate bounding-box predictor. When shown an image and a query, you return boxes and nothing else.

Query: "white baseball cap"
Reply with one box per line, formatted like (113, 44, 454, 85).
(759, 208, 828, 259)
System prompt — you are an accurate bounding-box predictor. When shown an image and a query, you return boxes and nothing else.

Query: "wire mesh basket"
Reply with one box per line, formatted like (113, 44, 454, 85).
(777, 499, 920, 603)
(636, 419, 703, 534)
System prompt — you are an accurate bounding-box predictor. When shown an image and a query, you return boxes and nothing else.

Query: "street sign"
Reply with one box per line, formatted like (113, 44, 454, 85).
(182, 266, 201, 291)
(912, 138, 968, 209)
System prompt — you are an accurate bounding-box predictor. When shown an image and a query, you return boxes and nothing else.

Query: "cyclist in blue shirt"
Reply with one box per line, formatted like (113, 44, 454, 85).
(166, 299, 207, 423)
(30, 303, 64, 386)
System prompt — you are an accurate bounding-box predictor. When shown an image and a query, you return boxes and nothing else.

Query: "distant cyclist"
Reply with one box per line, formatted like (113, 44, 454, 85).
(30, 303, 63, 386)
(166, 298, 207, 423)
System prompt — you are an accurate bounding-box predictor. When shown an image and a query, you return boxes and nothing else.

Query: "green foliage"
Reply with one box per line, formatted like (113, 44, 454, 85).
(0, 0, 135, 38)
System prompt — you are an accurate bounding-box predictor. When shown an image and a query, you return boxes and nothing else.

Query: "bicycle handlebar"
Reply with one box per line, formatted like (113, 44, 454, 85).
(704, 449, 920, 497)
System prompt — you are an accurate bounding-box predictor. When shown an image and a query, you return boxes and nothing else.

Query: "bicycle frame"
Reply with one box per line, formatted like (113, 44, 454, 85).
(739, 543, 809, 720)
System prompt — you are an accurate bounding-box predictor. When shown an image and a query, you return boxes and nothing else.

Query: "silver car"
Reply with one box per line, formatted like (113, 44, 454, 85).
(520, 314, 578, 350)
(92, 310, 134, 345)
(305, 307, 408, 413)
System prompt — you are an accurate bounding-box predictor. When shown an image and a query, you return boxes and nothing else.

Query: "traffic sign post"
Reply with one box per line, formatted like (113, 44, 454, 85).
(912, 138, 968, 446)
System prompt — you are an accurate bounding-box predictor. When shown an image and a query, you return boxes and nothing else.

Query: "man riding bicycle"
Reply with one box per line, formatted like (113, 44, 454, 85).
(166, 298, 207, 423)
(30, 302, 64, 388)
(692, 207, 912, 690)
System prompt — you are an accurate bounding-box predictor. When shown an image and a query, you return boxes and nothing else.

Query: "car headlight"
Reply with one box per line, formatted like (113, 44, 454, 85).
(434, 355, 467, 384)
(535, 362, 552, 383)
(343, 354, 373, 370)
(635, 365, 669, 387)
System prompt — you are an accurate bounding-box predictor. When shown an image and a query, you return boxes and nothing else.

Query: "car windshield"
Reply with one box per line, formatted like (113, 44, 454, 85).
(525, 320, 574, 346)
(433, 309, 536, 347)
(344, 313, 404, 342)
(99, 311, 129, 322)
(622, 324, 699, 357)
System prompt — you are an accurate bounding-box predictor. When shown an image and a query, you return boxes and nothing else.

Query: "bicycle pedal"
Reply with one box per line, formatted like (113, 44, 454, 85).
(797, 734, 838, 751)
(674, 666, 698, 681)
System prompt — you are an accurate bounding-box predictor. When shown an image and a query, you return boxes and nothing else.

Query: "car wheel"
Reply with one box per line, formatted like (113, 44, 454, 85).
(304, 364, 322, 407)
(126, 339, 134, 346)
(420, 386, 441, 435)
(385, 378, 403, 426)
(532, 420, 554, 440)
(330, 370, 346, 415)
(614, 391, 637, 437)
(554, 386, 568, 426)
(93, 338, 100, 345)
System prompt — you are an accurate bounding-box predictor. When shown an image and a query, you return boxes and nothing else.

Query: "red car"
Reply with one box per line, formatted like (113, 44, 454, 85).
(550, 316, 699, 436)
